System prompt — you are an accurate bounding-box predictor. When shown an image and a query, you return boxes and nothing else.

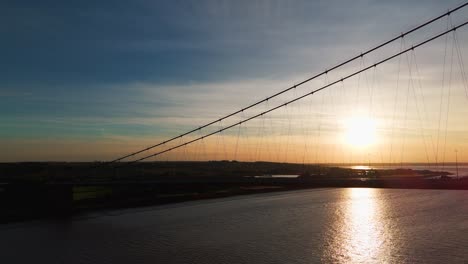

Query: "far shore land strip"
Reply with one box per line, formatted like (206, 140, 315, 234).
(1, 161, 467, 224)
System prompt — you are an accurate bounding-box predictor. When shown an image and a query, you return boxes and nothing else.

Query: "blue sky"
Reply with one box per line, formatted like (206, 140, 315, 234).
(1, 0, 467, 161)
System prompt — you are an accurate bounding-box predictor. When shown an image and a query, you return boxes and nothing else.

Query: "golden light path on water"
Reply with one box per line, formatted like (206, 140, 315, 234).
(324, 188, 394, 263)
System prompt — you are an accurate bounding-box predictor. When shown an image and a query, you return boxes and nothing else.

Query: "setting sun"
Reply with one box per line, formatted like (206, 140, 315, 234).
(343, 116, 377, 148)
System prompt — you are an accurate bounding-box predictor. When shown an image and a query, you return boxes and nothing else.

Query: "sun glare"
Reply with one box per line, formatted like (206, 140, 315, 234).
(343, 116, 377, 148)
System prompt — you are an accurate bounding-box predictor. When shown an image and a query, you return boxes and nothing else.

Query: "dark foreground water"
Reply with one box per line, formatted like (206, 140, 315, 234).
(1, 188, 468, 263)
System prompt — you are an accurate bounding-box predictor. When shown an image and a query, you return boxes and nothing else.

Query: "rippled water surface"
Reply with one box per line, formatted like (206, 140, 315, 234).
(1, 188, 468, 263)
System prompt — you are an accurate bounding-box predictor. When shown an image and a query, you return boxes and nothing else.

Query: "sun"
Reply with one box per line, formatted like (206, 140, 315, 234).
(343, 116, 377, 148)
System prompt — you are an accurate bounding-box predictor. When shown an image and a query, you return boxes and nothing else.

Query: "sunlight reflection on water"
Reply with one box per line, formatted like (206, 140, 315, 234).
(324, 188, 392, 263)
(351, 165, 372, 170)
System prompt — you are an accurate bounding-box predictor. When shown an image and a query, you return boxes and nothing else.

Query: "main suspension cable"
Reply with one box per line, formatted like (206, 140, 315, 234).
(127, 21, 468, 164)
(106, 2, 468, 165)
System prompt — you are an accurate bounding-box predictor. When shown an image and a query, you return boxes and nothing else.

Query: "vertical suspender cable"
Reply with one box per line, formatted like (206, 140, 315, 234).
(105, 3, 468, 165)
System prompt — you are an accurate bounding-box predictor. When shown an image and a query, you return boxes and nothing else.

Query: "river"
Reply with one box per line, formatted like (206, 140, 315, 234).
(346, 164, 468, 178)
(1, 188, 467, 263)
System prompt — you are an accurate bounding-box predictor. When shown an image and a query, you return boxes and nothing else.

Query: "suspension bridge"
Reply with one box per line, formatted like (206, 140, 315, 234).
(104, 3, 468, 169)
(2, 3, 468, 219)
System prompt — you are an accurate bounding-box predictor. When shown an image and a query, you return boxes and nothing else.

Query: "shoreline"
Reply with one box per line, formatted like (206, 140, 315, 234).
(1, 161, 468, 224)
(2, 177, 468, 224)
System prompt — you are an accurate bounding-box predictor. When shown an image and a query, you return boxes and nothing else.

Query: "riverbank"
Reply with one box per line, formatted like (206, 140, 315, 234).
(1, 161, 468, 224)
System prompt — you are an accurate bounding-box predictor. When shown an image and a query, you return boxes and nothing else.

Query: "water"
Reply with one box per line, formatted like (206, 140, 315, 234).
(252, 174, 299, 178)
(346, 164, 468, 177)
(1, 188, 468, 263)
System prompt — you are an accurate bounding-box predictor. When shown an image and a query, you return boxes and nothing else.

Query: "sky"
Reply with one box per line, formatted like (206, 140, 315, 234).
(1, 0, 468, 163)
